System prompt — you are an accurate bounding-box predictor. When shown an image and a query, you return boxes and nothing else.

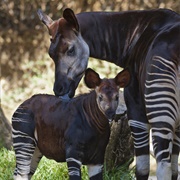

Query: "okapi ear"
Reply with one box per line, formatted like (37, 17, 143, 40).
(37, 9, 59, 40)
(63, 8, 79, 32)
(84, 68, 102, 89)
(37, 9, 53, 29)
(114, 69, 131, 88)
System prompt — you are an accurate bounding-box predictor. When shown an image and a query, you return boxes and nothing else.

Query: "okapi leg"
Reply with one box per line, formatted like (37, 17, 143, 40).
(12, 107, 36, 180)
(129, 120, 150, 180)
(124, 80, 150, 179)
(171, 125, 180, 180)
(66, 157, 82, 180)
(29, 146, 43, 178)
(87, 164, 103, 180)
(152, 126, 173, 180)
(144, 53, 179, 179)
(13, 142, 36, 180)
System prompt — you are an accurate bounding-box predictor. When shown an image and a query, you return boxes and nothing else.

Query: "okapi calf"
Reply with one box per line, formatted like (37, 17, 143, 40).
(12, 68, 130, 180)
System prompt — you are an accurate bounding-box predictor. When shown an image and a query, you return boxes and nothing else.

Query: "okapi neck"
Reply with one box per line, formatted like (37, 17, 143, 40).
(82, 91, 109, 134)
(76, 9, 178, 68)
(76, 11, 145, 67)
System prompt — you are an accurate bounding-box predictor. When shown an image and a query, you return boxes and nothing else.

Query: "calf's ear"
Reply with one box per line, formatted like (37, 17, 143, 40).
(63, 8, 79, 32)
(115, 69, 131, 88)
(84, 68, 101, 89)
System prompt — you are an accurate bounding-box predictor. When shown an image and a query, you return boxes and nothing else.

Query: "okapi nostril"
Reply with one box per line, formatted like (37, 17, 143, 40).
(53, 84, 64, 96)
(105, 110, 115, 119)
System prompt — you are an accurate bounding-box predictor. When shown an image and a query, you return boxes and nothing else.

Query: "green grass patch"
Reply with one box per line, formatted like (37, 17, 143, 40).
(104, 160, 135, 180)
(0, 147, 135, 179)
(0, 148, 15, 180)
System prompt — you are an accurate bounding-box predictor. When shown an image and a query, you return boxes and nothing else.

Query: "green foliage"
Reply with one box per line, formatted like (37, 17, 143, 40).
(32, 157, 72, 180)
(104, 160, 135, 180)
(0, 148, 135, 180)
(0, 148, 15, 180)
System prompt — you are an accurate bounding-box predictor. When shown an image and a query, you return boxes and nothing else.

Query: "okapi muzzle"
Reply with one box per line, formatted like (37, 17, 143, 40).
(53, 67, 76, 98)
(37, 9, 89, 98)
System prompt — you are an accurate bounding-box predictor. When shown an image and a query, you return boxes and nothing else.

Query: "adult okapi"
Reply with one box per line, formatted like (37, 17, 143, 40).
(37, 8, 180, 180)
(12, 68, 130, 180)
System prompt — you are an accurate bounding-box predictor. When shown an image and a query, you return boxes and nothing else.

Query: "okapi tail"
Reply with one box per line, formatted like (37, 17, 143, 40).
(12, 106, 36, 177)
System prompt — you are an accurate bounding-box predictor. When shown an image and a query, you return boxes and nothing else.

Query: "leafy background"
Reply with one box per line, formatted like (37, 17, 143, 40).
(1, 0, 179, 121)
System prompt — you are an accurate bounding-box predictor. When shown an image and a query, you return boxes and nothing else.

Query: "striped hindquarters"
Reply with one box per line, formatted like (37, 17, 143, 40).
(145, 55, 180, 178)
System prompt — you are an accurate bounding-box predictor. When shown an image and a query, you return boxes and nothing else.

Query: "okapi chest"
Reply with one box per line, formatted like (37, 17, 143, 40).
(12, 68, 130, 180)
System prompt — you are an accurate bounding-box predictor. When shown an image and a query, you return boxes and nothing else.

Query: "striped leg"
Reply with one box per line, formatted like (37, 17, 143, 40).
(13, 136, 36, 180)
(145, 56, 179, 180)
(12, 107, 36, 180)
(172, 125, 180, 180)
(129, 120, 150, 179)
(151, 125, 173, 179)
(87, 164, 103, 180)
(124, 75, 150, 179)
(29, 146, 42, 178)
(66, 158, 82, 180)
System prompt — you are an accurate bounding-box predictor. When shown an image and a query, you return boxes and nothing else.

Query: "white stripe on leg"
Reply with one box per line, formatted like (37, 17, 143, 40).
(87, 164, 103, 178)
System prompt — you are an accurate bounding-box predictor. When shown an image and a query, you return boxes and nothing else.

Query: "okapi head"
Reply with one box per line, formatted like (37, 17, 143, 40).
(85, 68, 130, 119)
(37, 9, 89, 98)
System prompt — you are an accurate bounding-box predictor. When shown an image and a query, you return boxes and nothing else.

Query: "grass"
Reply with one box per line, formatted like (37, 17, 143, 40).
(0, 148, 15, 180)
(0, 147, 135, 180)
(104, 160, 135, 180)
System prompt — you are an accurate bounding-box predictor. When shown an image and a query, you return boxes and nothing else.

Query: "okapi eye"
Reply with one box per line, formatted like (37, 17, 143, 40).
(98, 95, 103, 102)
(67, 46, 75, 56)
